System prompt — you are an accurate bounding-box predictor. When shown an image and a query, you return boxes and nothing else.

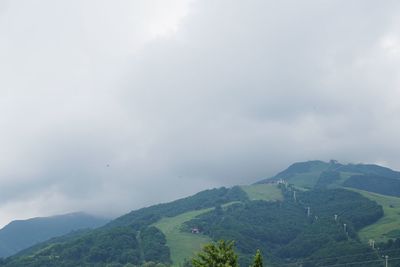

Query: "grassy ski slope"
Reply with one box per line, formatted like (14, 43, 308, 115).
(351, 189, 400, 243)
(153, 208, 212, 266)
(154, 184, 284, 266)
(241, 184, 283, 201)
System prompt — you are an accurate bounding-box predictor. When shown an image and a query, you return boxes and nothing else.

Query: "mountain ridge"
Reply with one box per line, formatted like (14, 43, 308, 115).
(257, 160, 400, 194)
(1, 160, 400, 266)
(0, 212, 109, 258)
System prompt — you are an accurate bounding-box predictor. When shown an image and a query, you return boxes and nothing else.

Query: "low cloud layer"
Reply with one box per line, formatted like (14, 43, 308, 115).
(1, 0, 400, 227)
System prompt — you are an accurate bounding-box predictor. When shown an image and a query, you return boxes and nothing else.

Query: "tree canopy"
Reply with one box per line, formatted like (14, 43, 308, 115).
(192, 240, 239, 267)
(192, 241, 265, 267)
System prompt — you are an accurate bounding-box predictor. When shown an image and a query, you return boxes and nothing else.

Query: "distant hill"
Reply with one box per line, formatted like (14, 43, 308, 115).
(0, 212, 109, 258)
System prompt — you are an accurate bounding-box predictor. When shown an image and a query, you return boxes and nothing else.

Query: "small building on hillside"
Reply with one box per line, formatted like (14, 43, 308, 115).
(263, 178, 287, 185)
(276, 179, 288, 186)
(191, 227, 200, 234)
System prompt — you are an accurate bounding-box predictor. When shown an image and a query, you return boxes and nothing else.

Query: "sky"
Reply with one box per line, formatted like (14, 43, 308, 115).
(1, 0, 400, 227)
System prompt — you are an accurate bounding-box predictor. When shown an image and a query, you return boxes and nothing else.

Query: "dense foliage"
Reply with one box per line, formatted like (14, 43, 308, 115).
(378, 238, 400, 267)
(1, 226, 171, 267)
(140, 227, 170, 264)
(344, 174, 400, 197)
(296, 189, 383, 230)
(3, 227, 141, 266)
(336, 164, 400, 178)
(192, 240, 239, 267)
(0, 163, 392, 267)
(251, 250, 263, 267)
(314, 171, 340, 189)
(185, 188, 383, 266)
(189, 241, 266, 267)
(0, 187, 247, 266)
(107, 186, 248, 229)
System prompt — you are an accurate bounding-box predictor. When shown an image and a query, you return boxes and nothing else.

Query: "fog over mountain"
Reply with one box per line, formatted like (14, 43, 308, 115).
(1, 0, 400, 227)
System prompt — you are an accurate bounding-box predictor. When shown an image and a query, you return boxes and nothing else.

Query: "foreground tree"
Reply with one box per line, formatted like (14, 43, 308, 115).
(251, 250, 263, 267)
(192, 240, 239, 267)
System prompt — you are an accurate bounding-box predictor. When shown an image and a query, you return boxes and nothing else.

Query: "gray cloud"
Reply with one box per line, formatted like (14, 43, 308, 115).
(1, 0, 400, 227)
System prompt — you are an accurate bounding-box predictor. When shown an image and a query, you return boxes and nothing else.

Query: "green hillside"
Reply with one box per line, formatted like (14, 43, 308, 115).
(255, 160, 400, 247)
(2, 184, 384, 266)
(271, 160, 331, 188)
(0, 187, 247, 267)
(351, 189, 400, 243)
(344, 175, 400, 197)
(154, 185, 283, 266)
(240, 184, 283, 201)
(149, 183, 283, 266)
(0, 212, 108, 258)
(259, 160, 400, 195)
(184, 188, 383, 267)
(153, 208, 212, 266)
(2, 160, 400, 267)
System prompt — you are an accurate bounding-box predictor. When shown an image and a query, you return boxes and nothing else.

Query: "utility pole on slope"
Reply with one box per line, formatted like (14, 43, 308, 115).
(385, 255, 388, 267)
(369, 239, 375, 249)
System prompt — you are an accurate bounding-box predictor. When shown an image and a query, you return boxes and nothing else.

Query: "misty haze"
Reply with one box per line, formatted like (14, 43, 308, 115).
(1, 1, 400, 266)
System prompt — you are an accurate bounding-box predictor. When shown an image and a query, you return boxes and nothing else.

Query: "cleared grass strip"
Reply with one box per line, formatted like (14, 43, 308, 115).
(153, 208, 212, 266)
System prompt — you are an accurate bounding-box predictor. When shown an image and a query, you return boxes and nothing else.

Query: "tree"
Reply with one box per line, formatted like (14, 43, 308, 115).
(251, 250, 263, 267)
(192, 240, 239, 267)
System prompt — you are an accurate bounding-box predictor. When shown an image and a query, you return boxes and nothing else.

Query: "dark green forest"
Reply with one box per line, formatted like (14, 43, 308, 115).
(184, 188, 383, 266)
(2, 160, 400, 266)
(0, 187, 248, 267)
(344, 174, 400, 197)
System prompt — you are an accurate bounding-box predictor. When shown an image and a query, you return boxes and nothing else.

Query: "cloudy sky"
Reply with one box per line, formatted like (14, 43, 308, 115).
(1, 0, 400, 227)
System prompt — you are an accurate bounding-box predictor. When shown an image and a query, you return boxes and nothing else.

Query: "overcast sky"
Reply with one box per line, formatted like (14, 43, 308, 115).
(1, 0, 400, 227)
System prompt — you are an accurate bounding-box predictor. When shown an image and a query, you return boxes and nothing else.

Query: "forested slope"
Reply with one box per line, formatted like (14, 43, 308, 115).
(0, 187, 248, 267)
(1, 160, 399, 267)
(184, 187, 383, 266)
(0, 213, 108, 258)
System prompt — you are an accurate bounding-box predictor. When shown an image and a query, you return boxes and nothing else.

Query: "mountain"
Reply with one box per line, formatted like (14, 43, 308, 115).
(0, 212, 109, 258)
(258, 160, 400, 196)
(1, 160, 400, 267)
